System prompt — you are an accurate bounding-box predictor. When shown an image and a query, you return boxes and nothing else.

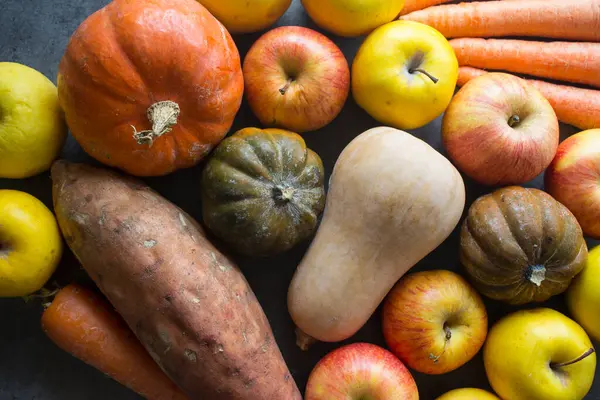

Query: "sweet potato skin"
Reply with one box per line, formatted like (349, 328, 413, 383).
(51, 161, 301, 400)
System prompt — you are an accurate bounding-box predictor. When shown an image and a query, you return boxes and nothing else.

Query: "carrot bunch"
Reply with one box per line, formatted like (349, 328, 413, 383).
(399, 0, 600, 130)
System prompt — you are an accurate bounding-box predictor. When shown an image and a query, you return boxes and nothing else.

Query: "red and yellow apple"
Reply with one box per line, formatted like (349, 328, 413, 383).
(436, 388, 499, 400)
(484, 308, 596, 400)
(352, 21, 458, 130)
(243, 26, 350, 133)
(305, 343, 418, 400)
(382, 270, 487, 375)
(567, 244, 600, 341)
(442, 72, 559, 185)
(545, 129, 600, 238)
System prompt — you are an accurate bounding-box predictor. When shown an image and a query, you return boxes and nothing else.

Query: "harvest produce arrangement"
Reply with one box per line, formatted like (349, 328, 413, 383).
(2, 0, 600, 399)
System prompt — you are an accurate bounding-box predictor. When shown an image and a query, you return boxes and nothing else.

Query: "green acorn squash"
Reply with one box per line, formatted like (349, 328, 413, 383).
(461, 186, 587, 305)
(201, 127, 326, 256)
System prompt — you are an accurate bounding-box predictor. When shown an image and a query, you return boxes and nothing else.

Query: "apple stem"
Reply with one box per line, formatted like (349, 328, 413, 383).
(22, 286, 61, 308)
(410, 68, 439, 84)
(551, 348, 595, 368)
(279, 78, 294, 95)
(508, 114, 521, 127)
(429, 326, 452, 363)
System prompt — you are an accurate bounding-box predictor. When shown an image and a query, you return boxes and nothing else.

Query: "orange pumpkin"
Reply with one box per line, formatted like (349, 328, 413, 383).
(57, 0, 244, 176)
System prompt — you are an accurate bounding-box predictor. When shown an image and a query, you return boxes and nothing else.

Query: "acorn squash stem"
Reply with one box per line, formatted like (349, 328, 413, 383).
(526, 264, 546, 287)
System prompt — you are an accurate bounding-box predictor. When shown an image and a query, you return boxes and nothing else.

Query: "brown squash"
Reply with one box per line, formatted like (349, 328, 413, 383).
(57, 0, 244, 177)
(202, 128, 326, 256)
(461, 186, 587, 305)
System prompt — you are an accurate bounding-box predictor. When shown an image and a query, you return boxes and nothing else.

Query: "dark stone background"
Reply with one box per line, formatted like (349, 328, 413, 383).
(1, 0, 598, 399)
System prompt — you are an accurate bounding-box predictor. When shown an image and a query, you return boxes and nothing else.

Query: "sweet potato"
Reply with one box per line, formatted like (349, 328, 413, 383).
(51, 161, 301, 400)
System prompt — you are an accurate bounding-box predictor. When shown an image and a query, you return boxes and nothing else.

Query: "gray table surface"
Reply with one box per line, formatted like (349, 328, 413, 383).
(1, 0, 599, 399)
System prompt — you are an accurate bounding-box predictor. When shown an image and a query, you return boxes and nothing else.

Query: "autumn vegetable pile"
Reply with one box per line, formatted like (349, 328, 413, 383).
(1, 0, 600, 399)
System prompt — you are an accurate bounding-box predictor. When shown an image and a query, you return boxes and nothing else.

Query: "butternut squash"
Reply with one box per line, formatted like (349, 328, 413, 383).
(287, 127, 466, 348)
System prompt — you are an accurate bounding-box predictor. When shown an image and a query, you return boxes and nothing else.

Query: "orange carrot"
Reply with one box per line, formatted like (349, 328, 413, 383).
(41, 284, 187, 400)
(457, 67, 600, 131)
(400, 0, 453, 15)
(451, 38, 600, 89)
(401, 1, 600, 41)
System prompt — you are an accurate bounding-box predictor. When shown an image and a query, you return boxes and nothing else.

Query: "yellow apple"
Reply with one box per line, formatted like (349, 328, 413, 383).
(352, 21, 458, 130)
(302, 0, 405, 37)
(0, 62, 66, 178)
(436, 388, 499, 400)
(0, 190, 63, 297)
(567, 244, 600, 341)
(484, 308, 596, 400)
(198, 0, 292, 33)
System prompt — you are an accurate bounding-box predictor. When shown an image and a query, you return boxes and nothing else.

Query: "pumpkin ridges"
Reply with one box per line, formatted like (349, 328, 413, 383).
(205, 163, 269, 203)
(537, 189, 568, 266)
(202, 128, 325, 256)
(536, 189, 586, 273)
(58, 0, 243, 176)
(461, 226, 516, 283)
(217, 138, 275, 182)
(461, 186, 587, 304)
(294, 150, 325, 189)
(465, 195, 528, 270)
(494, 187, 544, 264)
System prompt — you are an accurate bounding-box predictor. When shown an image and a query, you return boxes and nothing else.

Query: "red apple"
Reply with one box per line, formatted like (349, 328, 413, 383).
(243, 26, 350, 132)
(305, 343, 418, 400)
(442, 72, 559, 185)
(383, 270, 488, 375)
(545, 128, 600, 238)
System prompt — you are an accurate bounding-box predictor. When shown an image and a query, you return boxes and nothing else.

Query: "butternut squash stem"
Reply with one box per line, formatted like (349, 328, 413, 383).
(295, 327, 317, 351)
(132, 101, 181, 146)
(410, 68, 439, 84)
(551, 348, 595, 368)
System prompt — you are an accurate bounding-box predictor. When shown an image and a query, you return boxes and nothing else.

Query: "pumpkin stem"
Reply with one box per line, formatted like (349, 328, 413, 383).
(132, 101, 181, 146)
(526, 264, 546, 287)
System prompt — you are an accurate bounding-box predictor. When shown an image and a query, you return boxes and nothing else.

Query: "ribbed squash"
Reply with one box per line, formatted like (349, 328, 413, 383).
(201, 128, 325, 256)
(57, 0, 244, 177)
(461, 186, 587, 305)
